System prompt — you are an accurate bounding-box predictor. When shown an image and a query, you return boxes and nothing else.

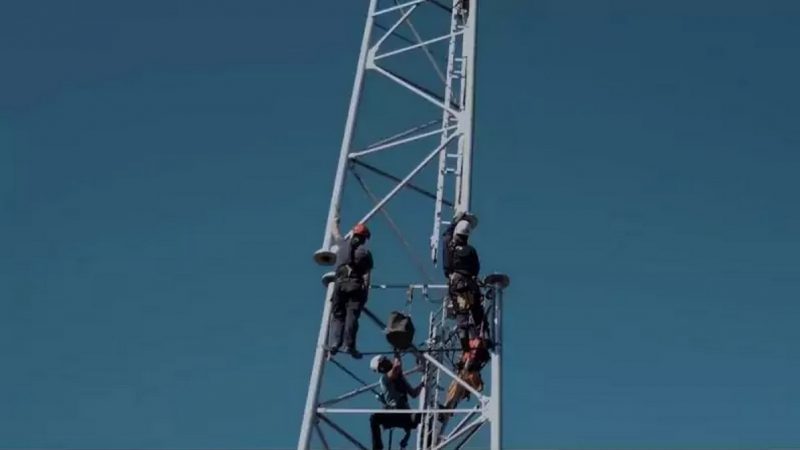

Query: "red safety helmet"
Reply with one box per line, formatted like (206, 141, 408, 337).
(352, 223, 371, 238)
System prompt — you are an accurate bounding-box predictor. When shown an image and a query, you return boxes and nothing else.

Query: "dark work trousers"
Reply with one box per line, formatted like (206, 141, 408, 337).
(452, 285, 486, 351)
(328, 286, 366, 350)
(370, 412, 415, 450)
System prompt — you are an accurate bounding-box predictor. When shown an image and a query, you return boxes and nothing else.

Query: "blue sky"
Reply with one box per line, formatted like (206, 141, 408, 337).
(2, 1, 800, 448)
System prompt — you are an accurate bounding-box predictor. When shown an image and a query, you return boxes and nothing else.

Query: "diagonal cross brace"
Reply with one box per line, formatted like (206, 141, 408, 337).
(314, 422, 331, 450)
(455, 420, 484, 450)
(373, 0, 427, 16)
(320, 366, 422, 408)
(372, 3, 418, 52)
(317, 414, 369, 450)
(372, 64, 461, 115)
(351, 167, 433, 282)
(358, 132, 458, 225)
(435, 416, 487, 450)
(349, 124, 455, 159)
(373, 21, 416, 46)
(422, 352, 486, 401)
(357, 119, 440, 153)
(394, 0, 447, 82)
(351, 159, 453, 206)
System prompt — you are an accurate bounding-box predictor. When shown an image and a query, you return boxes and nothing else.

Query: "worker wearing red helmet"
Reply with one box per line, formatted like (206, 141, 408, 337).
(328, 219, 374, 359)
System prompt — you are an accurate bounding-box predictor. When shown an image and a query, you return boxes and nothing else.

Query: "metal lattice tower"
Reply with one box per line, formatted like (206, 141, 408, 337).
(298, 1, 509, 449)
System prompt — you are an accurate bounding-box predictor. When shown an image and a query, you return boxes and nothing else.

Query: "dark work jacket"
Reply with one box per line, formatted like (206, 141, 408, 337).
(336, 239, 374, 283)
(442, 222, 480, 278)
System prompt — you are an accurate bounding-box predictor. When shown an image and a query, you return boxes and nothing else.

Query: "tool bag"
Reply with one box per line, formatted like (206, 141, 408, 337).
(385, 311, 415, 350)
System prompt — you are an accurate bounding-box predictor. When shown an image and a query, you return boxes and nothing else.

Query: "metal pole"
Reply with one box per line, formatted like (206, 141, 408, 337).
(456, 0, 478, 212)
(316, 0, 378, 265)
(416, 311, 436, 450)
(297, 282, 336, 450)
(431, 0, 462, 262)
(490, 286, 503, 450)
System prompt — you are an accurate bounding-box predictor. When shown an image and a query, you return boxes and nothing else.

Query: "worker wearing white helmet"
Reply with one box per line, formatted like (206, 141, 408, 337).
(443, 212, 479, 278)
(453, 219, 471, 236)
(369, 355, 388, 372)
(368, 355, 422, 450)
(442, 211, 485, 353)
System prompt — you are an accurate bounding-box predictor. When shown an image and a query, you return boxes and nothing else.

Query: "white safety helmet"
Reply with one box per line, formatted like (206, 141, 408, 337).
(370, 355, 387, 372)
(454, 219, 471, 236)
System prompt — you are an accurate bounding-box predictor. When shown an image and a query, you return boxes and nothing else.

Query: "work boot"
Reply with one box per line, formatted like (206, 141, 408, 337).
(399, 434, 410, 449)
(327, 345, 339, 356)
(342, 346, 363, 359)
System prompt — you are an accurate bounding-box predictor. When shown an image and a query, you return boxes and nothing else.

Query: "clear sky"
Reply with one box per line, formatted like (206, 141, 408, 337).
(2, 1, 800, 448)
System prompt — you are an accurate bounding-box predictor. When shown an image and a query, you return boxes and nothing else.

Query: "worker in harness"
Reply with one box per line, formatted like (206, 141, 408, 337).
(442, 212, 485, 352)
(328, 220, 373, 359)
(439, 336, 490, 424)
(369, 355, 422, 450)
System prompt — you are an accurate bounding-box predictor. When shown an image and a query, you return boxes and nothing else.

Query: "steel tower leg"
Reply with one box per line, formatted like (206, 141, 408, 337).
(297, 282, 337, 450)
(490, 286, 503, 450)
(431, 0, 462, 262)
(314, 0, 378, 266)
(455, 0, 477, 213)
(298, 1, 506, 449)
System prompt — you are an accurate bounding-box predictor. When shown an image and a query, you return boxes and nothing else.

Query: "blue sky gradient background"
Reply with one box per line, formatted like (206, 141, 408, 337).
(2, 1, 800, 448)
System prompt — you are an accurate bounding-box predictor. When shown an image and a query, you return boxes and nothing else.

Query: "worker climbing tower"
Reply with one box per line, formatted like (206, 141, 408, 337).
(298, 1, 509, 449)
